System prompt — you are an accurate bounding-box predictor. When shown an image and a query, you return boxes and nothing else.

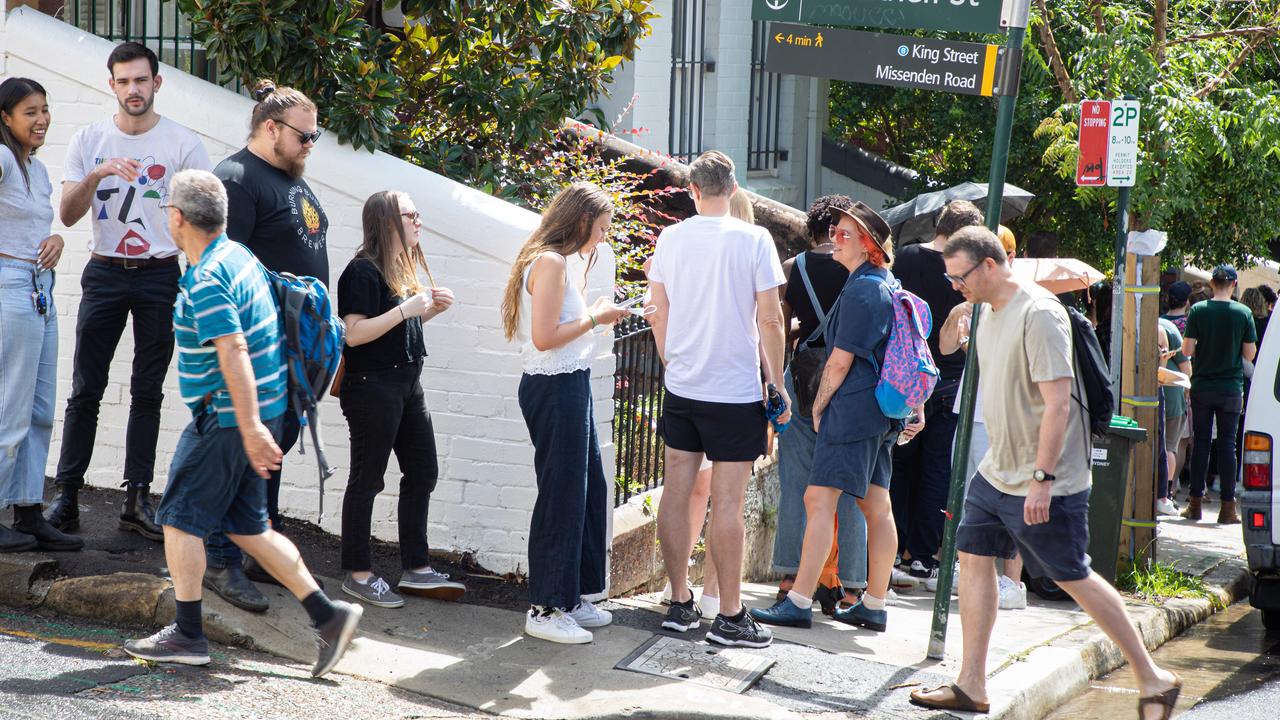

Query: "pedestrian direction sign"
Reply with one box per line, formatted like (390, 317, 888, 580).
(1076, 100, 1110, 186)
(751, 0, 1005, 35)
(1107, 100, 1140, 187)
(766, 24, 1002, 97)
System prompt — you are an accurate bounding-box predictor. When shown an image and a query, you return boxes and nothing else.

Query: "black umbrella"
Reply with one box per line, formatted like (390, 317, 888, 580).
(882, 181, 1035, 246)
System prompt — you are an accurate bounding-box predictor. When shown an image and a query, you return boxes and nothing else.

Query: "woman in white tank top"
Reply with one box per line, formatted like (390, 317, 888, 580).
(499, 183, 627, 644)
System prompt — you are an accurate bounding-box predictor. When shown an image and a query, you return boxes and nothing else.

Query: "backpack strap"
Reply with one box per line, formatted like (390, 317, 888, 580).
(796, 252, 831, 349)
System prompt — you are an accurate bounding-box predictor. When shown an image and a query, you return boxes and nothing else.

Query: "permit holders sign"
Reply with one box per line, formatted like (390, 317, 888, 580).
(1076, 99, 1140, 187)
(765, 23, 1002, 97)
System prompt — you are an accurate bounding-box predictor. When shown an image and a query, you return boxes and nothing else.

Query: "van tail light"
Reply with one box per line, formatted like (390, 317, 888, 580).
(1250, 511, 1268, 530)
(1243, 432, 1273, 490)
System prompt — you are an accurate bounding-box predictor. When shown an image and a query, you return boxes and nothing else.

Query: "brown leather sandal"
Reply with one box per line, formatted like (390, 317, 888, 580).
(909, 683, 990, 713)
(1137, 673, 1182, 720)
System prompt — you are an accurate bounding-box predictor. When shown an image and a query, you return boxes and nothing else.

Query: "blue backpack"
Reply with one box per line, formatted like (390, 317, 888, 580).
(265, 270, 345, 521)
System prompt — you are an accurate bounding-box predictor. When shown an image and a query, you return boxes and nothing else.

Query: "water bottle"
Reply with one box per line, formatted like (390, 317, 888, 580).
(897, 410, 920, 445)
(765, 383, 789, 434)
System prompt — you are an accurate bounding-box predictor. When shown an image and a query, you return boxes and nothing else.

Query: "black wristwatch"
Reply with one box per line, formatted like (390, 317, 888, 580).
(1032, 469, 1056, 483)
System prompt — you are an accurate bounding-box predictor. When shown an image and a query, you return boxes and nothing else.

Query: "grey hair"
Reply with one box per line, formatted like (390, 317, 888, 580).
(689, 150, 736, 197)
(943, 225, 1007, 266)
(170, 169, 227, 234)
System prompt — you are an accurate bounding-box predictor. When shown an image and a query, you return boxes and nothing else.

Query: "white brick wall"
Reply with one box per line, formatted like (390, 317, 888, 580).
(3, 8, 618, 576)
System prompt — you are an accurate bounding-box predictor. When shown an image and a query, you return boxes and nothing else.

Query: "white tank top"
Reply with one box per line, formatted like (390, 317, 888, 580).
(517, 253, 597, 375)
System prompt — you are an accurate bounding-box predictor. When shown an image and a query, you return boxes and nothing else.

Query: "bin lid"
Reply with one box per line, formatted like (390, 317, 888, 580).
(1105, 415, 1147, 441)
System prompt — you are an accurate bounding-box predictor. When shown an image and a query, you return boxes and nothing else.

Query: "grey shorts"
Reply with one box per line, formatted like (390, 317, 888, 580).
(1164, 414, 1186, 454)
(809, 429, 896, 498)
(955, 473, 1092, 582)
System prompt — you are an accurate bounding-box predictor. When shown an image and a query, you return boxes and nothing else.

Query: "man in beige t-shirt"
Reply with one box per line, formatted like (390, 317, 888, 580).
(911, 227, 1181, 718)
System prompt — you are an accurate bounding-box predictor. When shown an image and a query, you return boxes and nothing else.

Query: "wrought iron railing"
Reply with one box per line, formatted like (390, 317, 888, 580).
(668, 0, 708, 163)
(748, 21, 785, 171)
(613, 316, 666, 507)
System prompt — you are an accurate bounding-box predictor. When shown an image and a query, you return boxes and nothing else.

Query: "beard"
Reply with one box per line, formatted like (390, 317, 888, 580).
(118, 93, 154, 117)
(272, 135, 307, 179)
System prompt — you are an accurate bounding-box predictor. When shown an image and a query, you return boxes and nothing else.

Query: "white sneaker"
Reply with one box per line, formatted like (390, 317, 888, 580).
(997, 575, 1028, 610)
(926, 564, 959, 595)
(568, 599, 613, 629)
(525, 608, 592, 644)
(1156, 498, 1180, 516)
(700, 594, 720, 619)
(891, 567, 919, 590)
(660, 582, 672, 605)
(885, 588, 901, 606)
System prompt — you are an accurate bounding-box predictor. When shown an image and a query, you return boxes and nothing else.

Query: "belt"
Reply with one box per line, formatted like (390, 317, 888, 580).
(91, 253, 179, 269)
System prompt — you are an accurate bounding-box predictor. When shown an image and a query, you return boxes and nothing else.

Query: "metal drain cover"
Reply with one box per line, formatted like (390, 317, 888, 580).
(615, 635, 775, 693)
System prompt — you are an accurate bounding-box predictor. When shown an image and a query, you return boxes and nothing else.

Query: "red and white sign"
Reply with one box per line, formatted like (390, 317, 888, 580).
(1076, 100, 1110, 186)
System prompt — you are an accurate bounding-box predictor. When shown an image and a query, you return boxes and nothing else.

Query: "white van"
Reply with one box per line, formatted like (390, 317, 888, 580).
(1243, 317, 1280, 632)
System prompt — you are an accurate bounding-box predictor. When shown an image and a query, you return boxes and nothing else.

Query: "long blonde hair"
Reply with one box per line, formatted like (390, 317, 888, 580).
(358, 191, 432, 298)
(501, 182, 614, 341)
(729, 189, 754, 223)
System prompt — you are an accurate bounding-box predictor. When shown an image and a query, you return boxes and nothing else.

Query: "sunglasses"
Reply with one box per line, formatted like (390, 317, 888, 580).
(943, 262, 983, 288)
(828, 226, 857, 243)
(401, 211, 422, 223)
(275, 119, 323, 145)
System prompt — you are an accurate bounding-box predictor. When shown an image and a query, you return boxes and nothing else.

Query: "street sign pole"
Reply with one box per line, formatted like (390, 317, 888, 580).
(1107, 94, 1140, 394)
(927, 0, 1031, 661)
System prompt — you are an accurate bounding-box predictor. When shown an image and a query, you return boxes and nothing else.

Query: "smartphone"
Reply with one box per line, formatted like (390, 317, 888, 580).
(617, 295, 645, 309)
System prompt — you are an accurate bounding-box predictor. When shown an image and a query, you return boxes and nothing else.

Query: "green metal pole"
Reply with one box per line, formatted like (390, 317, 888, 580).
(927, 1, 1030, 660)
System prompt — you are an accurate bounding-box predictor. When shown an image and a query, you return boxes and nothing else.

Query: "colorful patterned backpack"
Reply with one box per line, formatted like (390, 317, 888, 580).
(858, 274, 939, 419)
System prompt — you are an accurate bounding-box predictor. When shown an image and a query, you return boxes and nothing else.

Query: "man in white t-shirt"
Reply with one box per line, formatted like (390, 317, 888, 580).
(648, 150, 789, 648)
(45, 42, 212, 543)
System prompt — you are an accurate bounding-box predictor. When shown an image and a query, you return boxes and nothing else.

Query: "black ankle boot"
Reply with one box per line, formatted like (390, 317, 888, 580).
(0, 523, 37, 553)
(44, 485, 80, 532)
(120, 483, 164, 543)
(14, 504, 84, 552)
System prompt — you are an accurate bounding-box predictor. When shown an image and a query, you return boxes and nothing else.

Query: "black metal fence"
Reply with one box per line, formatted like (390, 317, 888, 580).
(668, 0, 708, 163)
(613, 316, 666, 507)
(748, 21, 785, 171)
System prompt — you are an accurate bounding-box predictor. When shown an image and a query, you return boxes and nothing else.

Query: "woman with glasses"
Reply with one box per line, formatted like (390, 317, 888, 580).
(0, 78, 79, 553)
(333, 190, 465, 608)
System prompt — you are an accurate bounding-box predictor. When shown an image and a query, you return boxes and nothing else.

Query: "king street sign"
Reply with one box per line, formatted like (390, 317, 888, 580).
(765, 24, 1005, 97)
(752, 0, 1005, 35)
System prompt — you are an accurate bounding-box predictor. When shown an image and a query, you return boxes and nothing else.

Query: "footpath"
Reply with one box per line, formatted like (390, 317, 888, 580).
(0, 485, 1252, 719)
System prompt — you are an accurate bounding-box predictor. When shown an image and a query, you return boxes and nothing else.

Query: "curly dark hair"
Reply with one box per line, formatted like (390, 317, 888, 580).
(805, 194, 855, 245)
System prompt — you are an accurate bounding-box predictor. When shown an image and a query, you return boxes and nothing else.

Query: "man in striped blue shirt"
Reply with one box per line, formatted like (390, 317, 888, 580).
(123, 170, 360, 678)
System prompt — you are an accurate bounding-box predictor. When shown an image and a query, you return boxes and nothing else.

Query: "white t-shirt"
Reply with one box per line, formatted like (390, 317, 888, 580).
(64, 116, 212, 259)
(649, 214, 785, 403)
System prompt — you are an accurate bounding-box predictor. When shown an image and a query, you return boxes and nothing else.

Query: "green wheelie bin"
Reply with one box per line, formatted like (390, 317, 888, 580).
(1087, 416, 1148, 585)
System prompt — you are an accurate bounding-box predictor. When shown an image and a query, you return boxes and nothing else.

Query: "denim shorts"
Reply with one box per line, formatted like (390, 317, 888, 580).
(809, 428, 896, 499)
(956, 473, 1092, 582)
(155, 409, 284, 539)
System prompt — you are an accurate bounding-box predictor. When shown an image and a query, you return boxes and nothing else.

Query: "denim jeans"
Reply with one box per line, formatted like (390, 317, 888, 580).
(0, 260, 58, 508)
(338, 362, 438, 571)
(205, 408, 300, 568)
(890, 383, 959, 567)
(519, 369, 608, 610)
(771, 369, 867, 587)
(56, 259, 178, 489)
(1190, 389, 1243, 502)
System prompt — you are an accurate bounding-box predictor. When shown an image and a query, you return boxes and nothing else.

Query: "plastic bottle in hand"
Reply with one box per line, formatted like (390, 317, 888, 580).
(897, 410, 920, 446)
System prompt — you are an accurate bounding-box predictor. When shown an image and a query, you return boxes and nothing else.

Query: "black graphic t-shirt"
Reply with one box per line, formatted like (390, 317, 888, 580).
(337, 258, 426, 372)
(214, 147, 329, 285)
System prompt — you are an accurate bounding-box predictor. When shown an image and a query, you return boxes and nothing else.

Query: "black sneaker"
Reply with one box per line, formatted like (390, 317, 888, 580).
(312, 600, 363, 678)
(707, 609, 773, 648)
(661, 598, 701, 632)
(123, 623, 210, 666)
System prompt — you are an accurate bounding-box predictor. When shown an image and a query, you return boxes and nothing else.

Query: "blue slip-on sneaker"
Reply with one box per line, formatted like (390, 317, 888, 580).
(749, 596, 813, 628)
(833, 600, 887, 632)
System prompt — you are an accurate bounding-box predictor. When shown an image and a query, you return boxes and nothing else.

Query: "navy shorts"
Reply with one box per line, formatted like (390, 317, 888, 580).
(956, 474, 1092, 582)
(809, 429, 896, 499)
(659, 389, 767, 462)
(156, 409, 285, 539)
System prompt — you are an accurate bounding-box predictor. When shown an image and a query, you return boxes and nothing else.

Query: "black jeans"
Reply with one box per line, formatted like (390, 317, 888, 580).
(519, 369, 608, 610)
(338, 362, 438, 571)
(205, 409, 300, 568)
(56, 259, 179, 489)
(890, 382, 959, 567)
(1189, 389, 1243, 502)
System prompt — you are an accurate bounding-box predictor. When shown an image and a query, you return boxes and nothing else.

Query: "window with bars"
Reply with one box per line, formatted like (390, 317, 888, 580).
(748, 21, 784, 172)
(668, 0, 708, 164)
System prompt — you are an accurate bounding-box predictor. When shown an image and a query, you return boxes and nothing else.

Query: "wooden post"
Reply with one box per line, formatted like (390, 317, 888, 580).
(1118, 252, 1160, 571)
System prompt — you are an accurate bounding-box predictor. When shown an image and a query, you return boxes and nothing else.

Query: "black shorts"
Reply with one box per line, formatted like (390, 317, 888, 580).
(955, 474, 1093, 583)
(659, 389, 767, 463)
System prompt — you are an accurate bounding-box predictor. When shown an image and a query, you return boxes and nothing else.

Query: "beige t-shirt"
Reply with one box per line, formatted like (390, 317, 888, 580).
(975, 282, 1092, 496)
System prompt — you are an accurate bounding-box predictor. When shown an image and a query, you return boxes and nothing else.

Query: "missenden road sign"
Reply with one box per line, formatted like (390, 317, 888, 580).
(765, 23, 1001, 97)
(751, 0, 1004, 34)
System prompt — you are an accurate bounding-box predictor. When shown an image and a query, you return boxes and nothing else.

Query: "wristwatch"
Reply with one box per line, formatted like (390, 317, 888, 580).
(1032, 469, 1056, 483)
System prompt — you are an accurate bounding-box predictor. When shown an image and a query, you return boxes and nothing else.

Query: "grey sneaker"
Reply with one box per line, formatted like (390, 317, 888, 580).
(398, 568, 466, 601)
(341, 574, 405, 608)
(123, 623, 211, 666)
(312, 600, 363, 678)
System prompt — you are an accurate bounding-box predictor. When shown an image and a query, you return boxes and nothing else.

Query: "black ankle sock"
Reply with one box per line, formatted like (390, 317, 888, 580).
(725, 605, 747, 622)
(302, 590, 336, 627)
(175, 600, 204, 639)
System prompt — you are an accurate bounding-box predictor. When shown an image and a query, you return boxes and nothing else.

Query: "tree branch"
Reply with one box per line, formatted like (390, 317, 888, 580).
(1167, 25, 1280, 46)
(1152, 0, 1168, 65)
(1090, 0, 1105, 35)
(1036, 0, 1077, 103)
(1195, 34, 1269, 99)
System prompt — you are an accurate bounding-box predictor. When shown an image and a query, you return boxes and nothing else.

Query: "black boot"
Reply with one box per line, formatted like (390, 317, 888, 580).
(119, 483, 164, 542)
(43, 484, 80, 532)
(13, 504, 83, 552)
(0, 523, 37, 553)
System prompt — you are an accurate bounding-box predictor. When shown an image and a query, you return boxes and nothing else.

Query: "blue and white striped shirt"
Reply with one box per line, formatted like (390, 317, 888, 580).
(174, 234, 287, 427)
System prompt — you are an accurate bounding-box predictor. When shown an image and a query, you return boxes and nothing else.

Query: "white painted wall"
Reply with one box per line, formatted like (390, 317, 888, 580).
(3, 7, 618, 576)
(819, 167, 901, 212)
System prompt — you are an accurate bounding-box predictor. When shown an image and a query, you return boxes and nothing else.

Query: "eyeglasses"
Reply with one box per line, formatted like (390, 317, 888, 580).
(943, 262, 983, 288)
(828, 226, 857, 243)
(275, 119, 322, 145)
(30, 269, 48, 316)
(401, 211, 421, 223)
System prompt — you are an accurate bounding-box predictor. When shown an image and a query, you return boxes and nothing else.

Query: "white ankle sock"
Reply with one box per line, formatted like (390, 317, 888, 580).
(787, 590, 813, 609)
(861, 594, 886, 611)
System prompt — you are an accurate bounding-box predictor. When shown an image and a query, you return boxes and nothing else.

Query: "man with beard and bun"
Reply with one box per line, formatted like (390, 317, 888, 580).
(45, 42, 212, 542)
(204, 80, 329, 613)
